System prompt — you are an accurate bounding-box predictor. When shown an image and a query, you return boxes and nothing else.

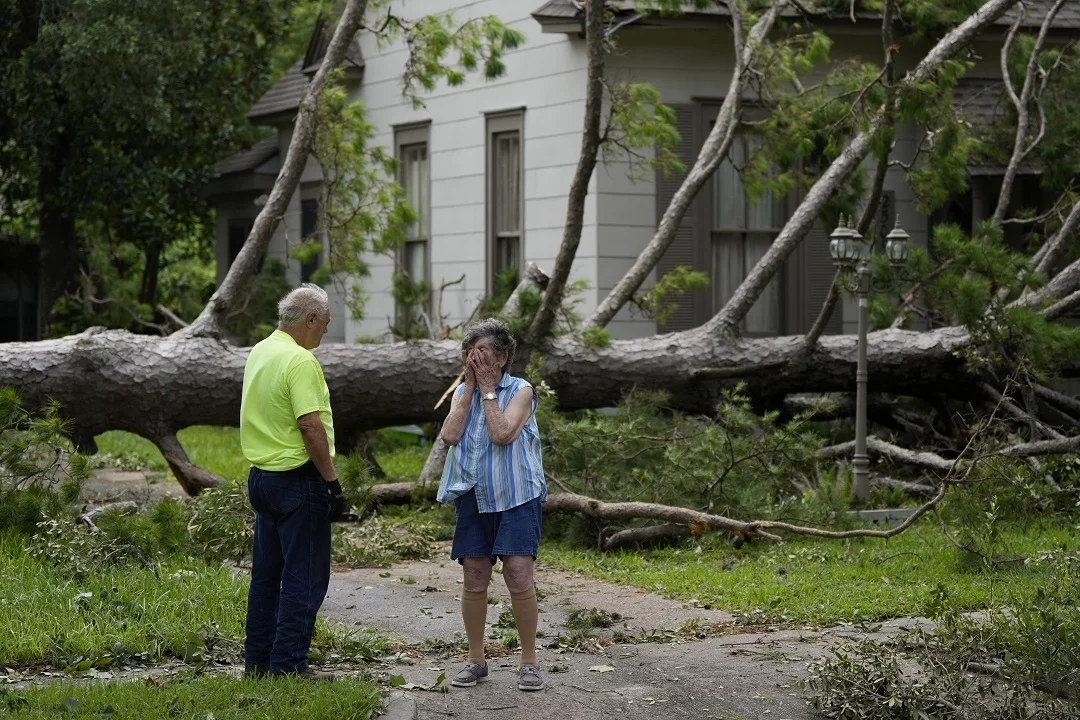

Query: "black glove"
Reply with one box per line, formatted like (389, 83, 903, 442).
(326, 480, 346, 523)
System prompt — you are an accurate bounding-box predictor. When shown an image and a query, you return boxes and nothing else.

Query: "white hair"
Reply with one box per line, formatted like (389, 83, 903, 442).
(278, 284, 330, 327)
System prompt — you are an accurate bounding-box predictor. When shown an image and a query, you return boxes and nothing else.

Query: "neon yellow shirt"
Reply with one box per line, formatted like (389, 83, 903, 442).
(240, 330, 335, 471)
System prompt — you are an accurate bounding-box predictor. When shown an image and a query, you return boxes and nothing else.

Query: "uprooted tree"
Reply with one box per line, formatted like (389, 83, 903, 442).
(1, 0, 1079, 543)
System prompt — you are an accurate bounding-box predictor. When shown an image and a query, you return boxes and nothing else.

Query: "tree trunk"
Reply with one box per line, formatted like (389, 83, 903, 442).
(0, 323, 1030, 484)
(37, 135, 80, 335)
(525, 0, 605, 344)
(139, 238, 163, 308)
(182, 0, 370, 338)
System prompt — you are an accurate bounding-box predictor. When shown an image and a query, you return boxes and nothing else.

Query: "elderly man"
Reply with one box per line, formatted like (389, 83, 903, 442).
(240, 283, 345, 681)
(438, 318, 547, 692)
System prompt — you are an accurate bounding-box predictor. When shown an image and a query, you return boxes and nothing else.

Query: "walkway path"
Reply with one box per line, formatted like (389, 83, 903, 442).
(324, 551, 927, 720)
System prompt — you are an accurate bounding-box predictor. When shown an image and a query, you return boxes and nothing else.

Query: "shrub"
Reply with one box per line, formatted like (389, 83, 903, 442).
(0, 388, 88, 535)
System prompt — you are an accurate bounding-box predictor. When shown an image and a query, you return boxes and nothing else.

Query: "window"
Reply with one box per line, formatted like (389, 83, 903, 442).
(227, 218, 253, 268)
(395, 124, 431, 327)
(487, 112, 524, 290)
(299, 195, 322, 283)
(711, 131, 784, 336)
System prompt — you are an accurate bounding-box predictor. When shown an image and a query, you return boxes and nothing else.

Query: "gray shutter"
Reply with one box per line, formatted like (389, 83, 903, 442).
(655, 104, 703, 333)
(787, 222, 841, 335)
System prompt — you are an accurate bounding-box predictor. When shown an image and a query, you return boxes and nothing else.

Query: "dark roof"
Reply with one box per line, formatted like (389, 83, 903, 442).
(247, 60, 309, 124)
(953, 78, 1008, 135)
(246, 18, 365, 126)
(532, 0, 1080, 30)
(214, 136, 280, 177)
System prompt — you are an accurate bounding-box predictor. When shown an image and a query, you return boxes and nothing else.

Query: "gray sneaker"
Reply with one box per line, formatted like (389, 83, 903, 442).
(451, 661, 489, 687)
(518, 664, 544, 691)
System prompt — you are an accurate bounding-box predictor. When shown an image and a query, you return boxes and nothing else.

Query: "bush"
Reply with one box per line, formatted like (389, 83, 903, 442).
(0, 388, 88, 535)
(186, 480, 254, 564)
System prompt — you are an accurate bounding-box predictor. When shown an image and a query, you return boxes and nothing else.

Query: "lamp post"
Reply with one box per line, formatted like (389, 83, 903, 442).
(829, 214, 909, 503)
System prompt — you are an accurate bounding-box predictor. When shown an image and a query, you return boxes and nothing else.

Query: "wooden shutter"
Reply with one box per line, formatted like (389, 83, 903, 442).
(787, 222, 842, 335)
(655, 104, 704, 333)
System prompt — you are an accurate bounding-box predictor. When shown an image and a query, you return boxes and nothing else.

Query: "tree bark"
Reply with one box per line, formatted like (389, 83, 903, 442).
(585, 0, 787, 330)
(0, 324, 1006, 473)
(525, 0, 605, 345)
(709, 0, 1022, 337)
(1033, 197, 1080, 277)
(182, 0, 370, 338)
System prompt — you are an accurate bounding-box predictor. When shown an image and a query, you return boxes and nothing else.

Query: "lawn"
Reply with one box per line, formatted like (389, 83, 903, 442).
(0, 673, 380, 719)
(542, 521, 1078, 627)
(94, 427, 428, 483)
(0, 535, 389, 669)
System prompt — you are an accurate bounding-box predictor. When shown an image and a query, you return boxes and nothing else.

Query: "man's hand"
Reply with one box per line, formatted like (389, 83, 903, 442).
(326, 480, 346, 523)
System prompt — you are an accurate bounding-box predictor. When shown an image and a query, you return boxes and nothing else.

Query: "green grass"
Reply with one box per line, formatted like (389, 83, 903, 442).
(94, 426, 431, 483)
(0, 536, 390, 669)
(0, 535, 248, 667)
(0, 673, 380, 719)
(95, 427, 249, 481)
(543, 521, 1078, 626)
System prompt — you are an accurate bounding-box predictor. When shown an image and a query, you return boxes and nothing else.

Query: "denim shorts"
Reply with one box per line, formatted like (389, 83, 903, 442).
(451, 488, 543, 565)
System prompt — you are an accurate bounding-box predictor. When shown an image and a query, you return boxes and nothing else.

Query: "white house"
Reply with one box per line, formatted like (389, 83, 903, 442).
(204, 0, 1078, 345)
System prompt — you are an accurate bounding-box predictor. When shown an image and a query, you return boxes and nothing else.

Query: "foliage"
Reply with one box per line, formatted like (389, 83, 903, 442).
(0, 0, 300, 332)
(602, 82, 682, 180)
(187, 480, 255, 564)
(0, 388, 88, 535)
(805, 552, 1080, 719)
(331, 514, 436, 567)
(633, 265, 710, 329)
(0, 673, 381, 720)
(310, 79, 413, 322)
(367, 10, 526, 108)
(541, 384, 825, 517)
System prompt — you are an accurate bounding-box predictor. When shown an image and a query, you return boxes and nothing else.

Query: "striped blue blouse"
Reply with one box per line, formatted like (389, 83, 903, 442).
(437, 373, 547, 513)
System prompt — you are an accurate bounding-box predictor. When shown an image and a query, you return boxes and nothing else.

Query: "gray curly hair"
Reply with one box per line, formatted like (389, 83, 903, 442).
(278, 284, 330, 327)
(461, 318, 516, 374)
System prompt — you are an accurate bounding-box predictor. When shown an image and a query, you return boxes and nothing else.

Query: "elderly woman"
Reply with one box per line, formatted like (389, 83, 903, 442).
(438, 318, 547, 692)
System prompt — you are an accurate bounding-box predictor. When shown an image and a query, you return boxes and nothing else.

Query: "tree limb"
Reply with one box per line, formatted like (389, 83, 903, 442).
(542, 490, 784, 542)
(1033, 197, 1080, 277)
(992, 0, 1066, 224)
(182, 0, 370, 338)
(585, 0, 788, 330)
(709, 0, 1022, 337)
(525, 0, 605, 344)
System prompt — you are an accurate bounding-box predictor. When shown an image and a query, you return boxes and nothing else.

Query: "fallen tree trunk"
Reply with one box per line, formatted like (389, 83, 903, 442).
(5, 323, 1079, 494)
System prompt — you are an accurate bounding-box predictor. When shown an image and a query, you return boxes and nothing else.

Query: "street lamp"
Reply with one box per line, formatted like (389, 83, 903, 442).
(829, 213, 909, 503)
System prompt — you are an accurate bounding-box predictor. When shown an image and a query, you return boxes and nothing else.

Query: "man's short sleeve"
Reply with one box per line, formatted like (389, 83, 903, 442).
(287, 357, 331, 419)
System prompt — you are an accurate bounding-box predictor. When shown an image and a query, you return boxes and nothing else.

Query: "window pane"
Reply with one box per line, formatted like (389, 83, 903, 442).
(405, 240, 427, 284)
(401, 143, 429, 240)
(711, 232, 743, 311)
(743, 134, 778, 231)
(494, 132, 521, 236)
(713, 137, 745, 230)
(744, 232, 780, 334)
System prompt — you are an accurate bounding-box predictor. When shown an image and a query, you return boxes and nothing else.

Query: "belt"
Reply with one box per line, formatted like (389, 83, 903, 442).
(257, 460, 321, 480)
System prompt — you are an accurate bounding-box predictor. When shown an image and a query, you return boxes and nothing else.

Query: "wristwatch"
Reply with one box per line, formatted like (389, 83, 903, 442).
(482, 392, 498, 401)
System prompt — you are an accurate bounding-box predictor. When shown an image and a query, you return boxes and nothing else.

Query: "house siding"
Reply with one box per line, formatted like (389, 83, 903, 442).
(337, 0, 591, 342)
(597, 28, 937, 338)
